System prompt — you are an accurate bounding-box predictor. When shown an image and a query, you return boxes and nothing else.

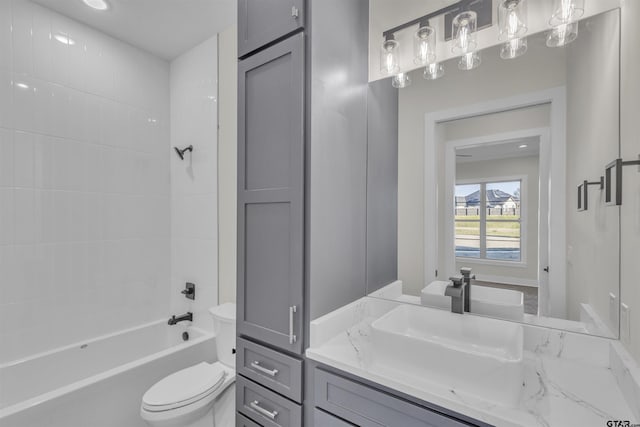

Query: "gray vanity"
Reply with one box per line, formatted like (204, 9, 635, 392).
(236, 1, 640, 426)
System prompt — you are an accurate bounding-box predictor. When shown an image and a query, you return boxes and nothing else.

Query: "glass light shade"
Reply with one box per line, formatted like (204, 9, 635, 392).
(413, 26, 436, 65)
(458, 51, 481, 71)
(452, 11, 477, 54)
(423, 62, 444, 80)
(500, 37, 528, 59)
(549, 0, 584, 26)
(380, 39, 400, 75)
(498, 0, 527, 40)
(392, 73, 411, 88)
(546, 22, 578, 47)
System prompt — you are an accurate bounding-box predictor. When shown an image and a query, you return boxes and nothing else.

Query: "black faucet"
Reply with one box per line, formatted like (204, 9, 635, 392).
(445, 276, 466, 314)
(460, 267, 475, 313)
(168, 312, 193, 325)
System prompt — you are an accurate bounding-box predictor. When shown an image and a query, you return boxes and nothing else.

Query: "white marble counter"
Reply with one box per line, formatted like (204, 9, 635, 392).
(307, 297, 639, 427)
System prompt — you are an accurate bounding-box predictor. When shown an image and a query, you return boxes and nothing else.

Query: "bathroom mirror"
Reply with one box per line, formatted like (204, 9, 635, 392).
(367, 8, 621, 338)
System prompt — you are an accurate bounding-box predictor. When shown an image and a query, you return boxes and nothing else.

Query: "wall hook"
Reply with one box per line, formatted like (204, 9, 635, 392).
(174, 145, 193, 160)
(604, 155, 640, 206)
(577, 177, 604, 211)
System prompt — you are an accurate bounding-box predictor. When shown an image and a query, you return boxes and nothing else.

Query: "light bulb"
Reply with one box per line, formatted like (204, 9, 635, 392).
(499, 0, 527, 41)
(413, 26, 436, 65)
(392, 73, 411, 89)
(452, 11, 477, 55)
(500, 37, 527, 59)
(380, 39, 400, 75)
(547, 21, 578, 47)
(549, 0, 584, 26)
(423, 62, 444, 80)
(458, 51, 481, 71)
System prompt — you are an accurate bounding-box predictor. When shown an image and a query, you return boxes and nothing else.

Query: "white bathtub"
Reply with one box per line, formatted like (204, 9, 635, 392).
(0, 320, 216, 427)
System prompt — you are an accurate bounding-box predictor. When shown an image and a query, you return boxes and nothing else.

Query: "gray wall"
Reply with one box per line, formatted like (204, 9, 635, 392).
(366, 79, 398, 293)
(307, 0, 370, 320)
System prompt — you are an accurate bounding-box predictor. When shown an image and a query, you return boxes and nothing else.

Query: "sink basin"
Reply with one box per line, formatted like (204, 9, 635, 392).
(370, 304, 524, 406)
(421, 281, 525, 320)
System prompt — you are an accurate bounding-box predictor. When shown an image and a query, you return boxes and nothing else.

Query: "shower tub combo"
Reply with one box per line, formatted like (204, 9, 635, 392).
(0, 320, 216, 427)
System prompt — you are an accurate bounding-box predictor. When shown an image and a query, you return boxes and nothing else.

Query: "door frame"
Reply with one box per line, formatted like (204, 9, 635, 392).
(424, 87, 566, 318)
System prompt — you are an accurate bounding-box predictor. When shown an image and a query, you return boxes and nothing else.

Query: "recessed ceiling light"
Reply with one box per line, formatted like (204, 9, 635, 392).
(83, 0, 109, 11)
(519, 144, 528, 149)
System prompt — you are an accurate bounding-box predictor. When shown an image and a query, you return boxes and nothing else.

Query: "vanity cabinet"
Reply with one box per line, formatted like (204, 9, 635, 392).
(238, 0, 304, 58)
(313, 368, 483, 427)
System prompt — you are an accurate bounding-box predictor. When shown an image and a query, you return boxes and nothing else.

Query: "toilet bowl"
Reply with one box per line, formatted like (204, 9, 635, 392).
(141, 303, 237, 427)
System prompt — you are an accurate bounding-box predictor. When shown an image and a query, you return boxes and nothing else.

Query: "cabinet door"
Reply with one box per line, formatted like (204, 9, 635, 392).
(238, 0, 304, 58)
(237, 33, 305, 355)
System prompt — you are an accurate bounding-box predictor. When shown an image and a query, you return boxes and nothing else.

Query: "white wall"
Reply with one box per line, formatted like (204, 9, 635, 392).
(565, 11, 620, 331)
(0, 0, 171, 363)
(217, 24, 237, 305)
(397, 41, 566, 296)
(170, 35, 219, 332)
(620, 0, 640, 363)
(454, 156, 540, 284)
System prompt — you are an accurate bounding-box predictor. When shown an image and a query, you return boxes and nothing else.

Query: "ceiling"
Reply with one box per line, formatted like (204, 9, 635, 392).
(31, 0, 236, 60)
(456, 137, 540, 163)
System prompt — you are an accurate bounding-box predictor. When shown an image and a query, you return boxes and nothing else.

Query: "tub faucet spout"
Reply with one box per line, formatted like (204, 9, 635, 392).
(168, 312, 193, 325)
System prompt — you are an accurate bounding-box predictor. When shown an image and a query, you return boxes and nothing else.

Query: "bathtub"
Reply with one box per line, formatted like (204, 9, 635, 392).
(0, 320, 216, 427)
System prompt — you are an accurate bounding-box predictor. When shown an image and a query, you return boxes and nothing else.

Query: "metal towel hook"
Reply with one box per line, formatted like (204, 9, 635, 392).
(174, 145, 193, 160)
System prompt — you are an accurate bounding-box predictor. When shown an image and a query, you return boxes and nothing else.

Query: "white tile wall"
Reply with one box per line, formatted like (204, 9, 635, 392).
(169, 36, 219, 331)
(0, 0, 171, 363)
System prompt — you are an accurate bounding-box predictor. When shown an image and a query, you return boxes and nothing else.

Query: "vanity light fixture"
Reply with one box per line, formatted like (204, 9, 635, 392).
(380, 36, 400, 76)
(83, 0, 110, 11)
(498, 0, 528, 59)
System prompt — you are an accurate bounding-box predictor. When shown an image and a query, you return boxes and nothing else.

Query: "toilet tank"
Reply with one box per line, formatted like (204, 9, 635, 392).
(209, 303, 236, 368)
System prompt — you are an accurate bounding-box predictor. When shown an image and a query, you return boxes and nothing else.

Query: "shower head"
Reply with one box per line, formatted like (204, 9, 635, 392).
(174, 145, 193, 160)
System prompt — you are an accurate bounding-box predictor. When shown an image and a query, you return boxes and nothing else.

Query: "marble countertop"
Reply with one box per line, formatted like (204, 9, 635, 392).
(306, 297, 639, 427)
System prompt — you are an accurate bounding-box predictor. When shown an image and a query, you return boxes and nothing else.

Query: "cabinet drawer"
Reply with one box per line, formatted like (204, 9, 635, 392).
(237, 376, 302, 427)
(237, 337, 303, 403)
(314, 409, 355, 426)
(238, 412, 263, 427)
(315, 369, 478, 427)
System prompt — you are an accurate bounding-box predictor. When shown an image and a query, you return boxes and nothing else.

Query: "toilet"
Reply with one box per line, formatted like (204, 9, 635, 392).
(140, 303, 236, 427)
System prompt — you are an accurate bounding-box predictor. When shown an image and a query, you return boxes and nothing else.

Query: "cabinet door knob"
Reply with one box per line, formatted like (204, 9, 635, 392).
(291, 6, 299, 18)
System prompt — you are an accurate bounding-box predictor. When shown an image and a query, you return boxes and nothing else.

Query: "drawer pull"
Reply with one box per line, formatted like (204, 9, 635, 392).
(251, 361, 279, 377)
(250, 400, 278, 420)
(289, 305, 297, 344)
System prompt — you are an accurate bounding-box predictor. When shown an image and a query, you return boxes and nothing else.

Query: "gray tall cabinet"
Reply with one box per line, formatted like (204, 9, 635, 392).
(236, 1, 396, 425)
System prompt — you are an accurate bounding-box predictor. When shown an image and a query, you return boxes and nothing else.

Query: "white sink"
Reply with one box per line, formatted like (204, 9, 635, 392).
(370, 304, 524, 406)
(421, 281, 525, 320)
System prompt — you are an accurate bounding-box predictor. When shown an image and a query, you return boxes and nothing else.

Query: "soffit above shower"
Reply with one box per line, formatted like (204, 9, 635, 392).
(30, 0, 236, 60)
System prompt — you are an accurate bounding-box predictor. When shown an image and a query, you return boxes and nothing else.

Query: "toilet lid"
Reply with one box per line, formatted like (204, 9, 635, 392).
(142, 362, 226, 410)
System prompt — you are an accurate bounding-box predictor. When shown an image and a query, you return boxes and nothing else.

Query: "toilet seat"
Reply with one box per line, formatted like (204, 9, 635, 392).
(142, 362, 227, 412)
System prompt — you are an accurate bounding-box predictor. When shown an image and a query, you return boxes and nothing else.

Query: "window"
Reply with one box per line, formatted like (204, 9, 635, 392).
(455, 180, 522, 262)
